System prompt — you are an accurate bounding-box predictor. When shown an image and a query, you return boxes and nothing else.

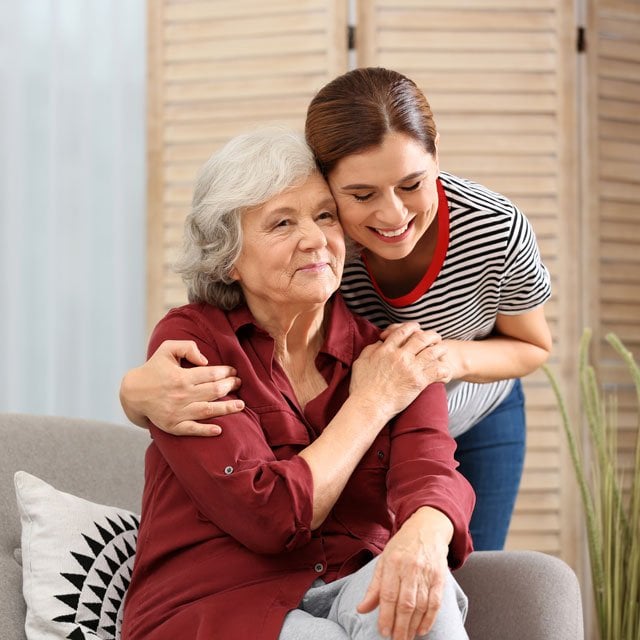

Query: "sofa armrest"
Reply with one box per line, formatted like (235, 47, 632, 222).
(0, 551, 27, 640)
(454, 550, 584, 640)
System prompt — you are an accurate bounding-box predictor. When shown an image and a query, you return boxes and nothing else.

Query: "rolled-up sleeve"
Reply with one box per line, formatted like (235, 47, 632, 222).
(147, 310, 315, 555)
(386, 382, 475, 568)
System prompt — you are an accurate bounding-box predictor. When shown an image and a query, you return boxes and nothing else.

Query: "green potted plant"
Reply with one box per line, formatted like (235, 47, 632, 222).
(544, 330, 639, 640)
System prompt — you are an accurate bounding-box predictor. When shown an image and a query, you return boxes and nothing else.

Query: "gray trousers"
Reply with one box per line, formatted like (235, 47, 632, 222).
(279, 557, 469, 640)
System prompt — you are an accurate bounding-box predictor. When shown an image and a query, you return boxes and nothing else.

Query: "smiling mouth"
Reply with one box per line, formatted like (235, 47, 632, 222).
(371, 221, 411, 238)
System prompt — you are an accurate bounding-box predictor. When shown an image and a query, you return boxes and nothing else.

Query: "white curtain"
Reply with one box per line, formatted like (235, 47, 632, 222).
(0, 0, 146, 423)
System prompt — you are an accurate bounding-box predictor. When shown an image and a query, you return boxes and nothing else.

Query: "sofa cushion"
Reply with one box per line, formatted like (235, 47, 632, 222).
(15, 471, 140, 640)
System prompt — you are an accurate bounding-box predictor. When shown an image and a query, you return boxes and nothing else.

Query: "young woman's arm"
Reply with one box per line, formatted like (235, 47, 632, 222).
(120, 327, 450, 436)
(443, 305, 552, 383)
(119, 340, 244, 434)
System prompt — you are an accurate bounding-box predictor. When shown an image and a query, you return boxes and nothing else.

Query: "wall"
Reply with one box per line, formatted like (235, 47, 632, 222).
(0, 0, 147, 423)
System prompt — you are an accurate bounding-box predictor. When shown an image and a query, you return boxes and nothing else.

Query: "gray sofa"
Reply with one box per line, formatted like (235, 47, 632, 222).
(1, 413, 584, 639)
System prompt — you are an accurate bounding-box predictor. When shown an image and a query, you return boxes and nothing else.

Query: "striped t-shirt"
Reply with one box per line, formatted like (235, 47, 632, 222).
(339, 171, 552, 438)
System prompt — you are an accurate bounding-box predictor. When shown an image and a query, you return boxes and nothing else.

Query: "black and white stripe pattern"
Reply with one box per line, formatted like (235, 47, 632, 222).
(340, 171, 551, 437)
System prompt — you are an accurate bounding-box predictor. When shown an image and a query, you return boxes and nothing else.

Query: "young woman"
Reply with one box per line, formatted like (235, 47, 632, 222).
(120, 67, 551, 551)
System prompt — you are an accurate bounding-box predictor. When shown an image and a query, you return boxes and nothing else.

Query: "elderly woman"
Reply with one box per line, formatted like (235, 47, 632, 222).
(120, 127, 474, 640)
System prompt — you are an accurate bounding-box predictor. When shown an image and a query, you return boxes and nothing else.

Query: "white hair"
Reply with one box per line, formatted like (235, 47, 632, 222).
(174, 126, 319, 309)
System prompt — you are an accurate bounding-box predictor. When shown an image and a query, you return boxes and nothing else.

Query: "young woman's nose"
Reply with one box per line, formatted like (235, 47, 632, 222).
(377, 190, 408, 226)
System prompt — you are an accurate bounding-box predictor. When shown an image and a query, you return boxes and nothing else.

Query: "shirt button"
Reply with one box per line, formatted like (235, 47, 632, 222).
(224, 466, 234, 475)
(377, 450, 385, 460)
(314, 563, 324, 573)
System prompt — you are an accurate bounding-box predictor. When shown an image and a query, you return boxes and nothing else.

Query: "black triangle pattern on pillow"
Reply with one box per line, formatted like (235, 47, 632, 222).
(52, 512, 140, 640)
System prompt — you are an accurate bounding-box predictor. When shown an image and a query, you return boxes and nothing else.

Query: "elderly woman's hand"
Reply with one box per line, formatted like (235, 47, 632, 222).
(357, 507, 453, 640)
(350, 323, 450, 417)
(119, 340, 244, 434)
(379, 324, 452, 385)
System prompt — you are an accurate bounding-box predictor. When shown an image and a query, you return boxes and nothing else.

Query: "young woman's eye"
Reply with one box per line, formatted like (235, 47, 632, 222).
(353, 193, 373, 202)
(401, 181, 421, 192)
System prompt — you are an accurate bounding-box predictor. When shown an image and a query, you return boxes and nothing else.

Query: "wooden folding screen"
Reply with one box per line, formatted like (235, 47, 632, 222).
(146, 0, 639, 586)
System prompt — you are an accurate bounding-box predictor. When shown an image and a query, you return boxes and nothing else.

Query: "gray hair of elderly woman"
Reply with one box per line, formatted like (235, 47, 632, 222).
(175, 127, 319, 310)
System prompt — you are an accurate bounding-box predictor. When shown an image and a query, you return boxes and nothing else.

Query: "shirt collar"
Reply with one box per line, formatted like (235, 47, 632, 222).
(226, 294, 355, 367)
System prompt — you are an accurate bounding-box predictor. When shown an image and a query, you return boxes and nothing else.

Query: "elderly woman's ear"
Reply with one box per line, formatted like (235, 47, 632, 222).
(229, 265, 241, 282)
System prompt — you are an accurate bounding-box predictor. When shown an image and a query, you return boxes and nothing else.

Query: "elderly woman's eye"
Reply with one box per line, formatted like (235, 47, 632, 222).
(318, 211, 337, 221)
(274, 219, 291, 228)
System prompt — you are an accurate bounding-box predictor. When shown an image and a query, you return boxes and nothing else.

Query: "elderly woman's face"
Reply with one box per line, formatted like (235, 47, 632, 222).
(231, 172, 345, 310)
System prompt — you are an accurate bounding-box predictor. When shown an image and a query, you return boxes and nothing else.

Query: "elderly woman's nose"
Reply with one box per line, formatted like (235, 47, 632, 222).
(298, 220, 328, 248)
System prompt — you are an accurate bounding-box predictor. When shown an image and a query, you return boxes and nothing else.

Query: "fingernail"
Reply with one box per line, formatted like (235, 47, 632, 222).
(234, 400, 244, 410)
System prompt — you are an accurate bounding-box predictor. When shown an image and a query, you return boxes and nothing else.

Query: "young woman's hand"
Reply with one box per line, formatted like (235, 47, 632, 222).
(350, 323, 449, 419)
(119, 340, 244, 435)
(358, 507, 453, 640)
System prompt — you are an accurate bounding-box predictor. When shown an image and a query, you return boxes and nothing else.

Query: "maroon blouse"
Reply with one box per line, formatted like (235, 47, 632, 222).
(121, 294, 474, 640)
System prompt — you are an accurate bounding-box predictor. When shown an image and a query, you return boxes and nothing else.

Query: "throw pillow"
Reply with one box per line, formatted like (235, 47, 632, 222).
(15, 471, 140, 640)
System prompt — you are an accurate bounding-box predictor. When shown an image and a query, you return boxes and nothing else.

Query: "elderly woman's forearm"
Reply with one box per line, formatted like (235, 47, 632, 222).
(299, 396, 392, 529)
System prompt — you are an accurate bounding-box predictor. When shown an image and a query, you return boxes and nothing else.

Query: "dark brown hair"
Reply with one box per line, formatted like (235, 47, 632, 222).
(305, 67, 438, 176)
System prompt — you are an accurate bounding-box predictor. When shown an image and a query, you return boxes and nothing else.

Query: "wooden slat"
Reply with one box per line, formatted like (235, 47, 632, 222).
(443, 155, 557, 175)
(164, 12, 325, 42)
(371, 0, 558, 8)
(440, 132, 556, 153)
(378, 9, 556, 31)
(400, 70, 557, 93)
(165, 33, 330, 63)
(377, 30, 558, 51)
(380, 50, 557, 72)
(164, 0, 326, 22)
(164, 97, 311, 124)
(437, 113, 557, 132)
(165, 54, 327, 82)
(164, 75, 329, 103)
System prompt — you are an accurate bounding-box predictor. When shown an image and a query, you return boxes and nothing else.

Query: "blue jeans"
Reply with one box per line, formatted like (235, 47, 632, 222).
(453, 379, 526, 551)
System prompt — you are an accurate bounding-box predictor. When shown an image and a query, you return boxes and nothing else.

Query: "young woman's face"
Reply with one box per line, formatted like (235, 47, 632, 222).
(327, 132, 439, 262)
(231, 171, 345, 311)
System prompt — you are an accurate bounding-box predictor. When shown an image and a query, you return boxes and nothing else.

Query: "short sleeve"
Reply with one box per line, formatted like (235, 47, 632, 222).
(499, 205, 551, 315)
